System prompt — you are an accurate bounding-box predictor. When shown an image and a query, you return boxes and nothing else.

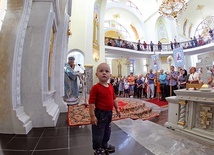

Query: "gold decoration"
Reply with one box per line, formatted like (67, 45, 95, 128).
(93, 49, 100, 61)
(186, 83, 203, 90)
(200, 107, 212, 128)
(113, 13, 120, 20)
(196, 5, 204, 11)
(177, 121, 185, 125)
(178, 100, 186, 105)
(130, 24, 139, 40)
(48, 27, 55, 91)
(67, 29, 72, 36)
(159, 0, 187, 18)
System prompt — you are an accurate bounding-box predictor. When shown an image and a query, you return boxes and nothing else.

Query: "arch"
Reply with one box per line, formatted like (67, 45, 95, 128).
(67, 49, 85, 73)
(194, 16, 214, 38)
(68, 49, 85, 57)
(156, 17, 169, 43)
(105, 30, 125, 40)
(104, 20, 130, 39)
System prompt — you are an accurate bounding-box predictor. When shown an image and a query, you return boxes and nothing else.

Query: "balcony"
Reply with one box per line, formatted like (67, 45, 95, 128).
(105, 37, 214, 58)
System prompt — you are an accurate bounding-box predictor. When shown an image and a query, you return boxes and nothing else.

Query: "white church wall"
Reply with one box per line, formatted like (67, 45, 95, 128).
(54, 0, 72, 113)
(105, 7, 146, 42)
(20, 1, 64, 128)
(134, 58, 146, 75)
(144, 13, 178, 43)
(69, 0, 108, 84)
(0, 0, 33, 134)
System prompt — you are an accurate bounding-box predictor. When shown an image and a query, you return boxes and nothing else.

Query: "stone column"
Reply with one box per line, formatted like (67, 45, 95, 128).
(0, 0, 33, 134)
(177, 100, 187, 128)
(54, 0, 71, 113)
(20, 1, 60, 127)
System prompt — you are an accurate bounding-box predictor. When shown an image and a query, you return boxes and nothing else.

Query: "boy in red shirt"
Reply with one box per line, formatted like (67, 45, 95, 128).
(89, 63, 120, 155)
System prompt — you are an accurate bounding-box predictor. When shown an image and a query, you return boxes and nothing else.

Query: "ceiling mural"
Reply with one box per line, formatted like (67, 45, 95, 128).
(157, 18, 168, 43)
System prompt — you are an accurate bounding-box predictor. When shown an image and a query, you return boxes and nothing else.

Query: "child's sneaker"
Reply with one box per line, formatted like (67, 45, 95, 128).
(103, 144, 115, 153)
(94, 148, 106, 155)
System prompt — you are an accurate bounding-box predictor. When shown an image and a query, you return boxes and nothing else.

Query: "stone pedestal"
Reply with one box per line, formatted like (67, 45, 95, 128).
(165, 89, 214, 143)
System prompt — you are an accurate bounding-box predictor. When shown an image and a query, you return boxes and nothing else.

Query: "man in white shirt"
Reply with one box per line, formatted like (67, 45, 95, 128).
(188, 67, 199, 84)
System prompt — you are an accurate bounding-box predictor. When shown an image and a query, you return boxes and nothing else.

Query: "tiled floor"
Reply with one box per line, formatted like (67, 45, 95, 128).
(0, 112, 154, 155)
(151, 109, 168, 126)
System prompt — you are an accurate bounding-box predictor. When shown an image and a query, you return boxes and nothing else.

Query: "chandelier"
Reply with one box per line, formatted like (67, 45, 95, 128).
(159, 0, 187, 19)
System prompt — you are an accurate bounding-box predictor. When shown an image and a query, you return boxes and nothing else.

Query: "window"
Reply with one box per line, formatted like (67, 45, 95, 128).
(106, 58, 112, 74)
(129, 59, 134, 73)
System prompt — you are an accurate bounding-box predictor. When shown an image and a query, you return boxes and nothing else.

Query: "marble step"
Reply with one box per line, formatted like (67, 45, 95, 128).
(114, 119, 214, 155)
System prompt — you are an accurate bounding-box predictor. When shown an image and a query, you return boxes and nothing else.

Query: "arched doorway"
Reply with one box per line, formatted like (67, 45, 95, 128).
(67, 50, 85, 74)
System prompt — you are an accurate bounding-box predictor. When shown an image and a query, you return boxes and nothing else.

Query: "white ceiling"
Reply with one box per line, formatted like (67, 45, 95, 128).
(104, 0, 214, 60)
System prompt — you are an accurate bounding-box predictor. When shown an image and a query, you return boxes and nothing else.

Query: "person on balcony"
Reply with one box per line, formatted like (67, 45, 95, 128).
(209, 28, 213, 39)
(158, 41, 162, 51)
(170, 41, 173, 50)
(174, 38, 178, 49)
(193, 36, 198, 47)
(137, 40, 141, 51)
(198, 35, 203, 46)
(143, 41, 147, 50)
(190, 37, 194, 47)
(150, 41, 154, 52)
(116, 36, 121, 47)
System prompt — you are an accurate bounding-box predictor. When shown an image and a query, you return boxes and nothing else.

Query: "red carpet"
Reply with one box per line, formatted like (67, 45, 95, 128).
(67, 98, 159, 126)
(146, 98, 168, 107)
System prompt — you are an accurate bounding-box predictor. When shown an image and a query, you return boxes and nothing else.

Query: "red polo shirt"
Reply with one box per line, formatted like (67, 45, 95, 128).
(89, 83, 116, 111)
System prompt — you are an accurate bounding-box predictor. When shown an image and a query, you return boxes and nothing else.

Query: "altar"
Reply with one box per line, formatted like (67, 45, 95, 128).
(165, 89, 214, 143)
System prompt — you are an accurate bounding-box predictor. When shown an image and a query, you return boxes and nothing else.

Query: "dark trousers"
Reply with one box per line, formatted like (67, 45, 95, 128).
(170, 85, 178, 96)
(136, 86, 142, 98)
(160, 84, 166, 99)
(92, 108, 112, 150)
(165, 85, 170, 97)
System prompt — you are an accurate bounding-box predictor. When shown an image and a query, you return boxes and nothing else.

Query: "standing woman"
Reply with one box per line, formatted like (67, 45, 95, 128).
(178, 69, 187, 89)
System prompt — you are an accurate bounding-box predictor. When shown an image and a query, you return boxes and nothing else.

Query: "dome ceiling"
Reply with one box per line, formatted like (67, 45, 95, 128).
(105, 0, 214, 38)
(105, 0, 214, 59)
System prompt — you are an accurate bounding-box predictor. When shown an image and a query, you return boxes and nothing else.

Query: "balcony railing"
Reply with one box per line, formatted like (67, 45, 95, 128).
(105, 36, 214, 52)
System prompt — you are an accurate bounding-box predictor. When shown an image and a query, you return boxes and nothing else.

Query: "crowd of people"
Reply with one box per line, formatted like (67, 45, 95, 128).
(108, 65, 214, 101)
(106, 29, 214, 52)
(64, 61, 214, 155)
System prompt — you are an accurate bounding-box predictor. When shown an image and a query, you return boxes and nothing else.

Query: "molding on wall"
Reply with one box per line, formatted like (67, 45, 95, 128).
(12, 0, 33, 134)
